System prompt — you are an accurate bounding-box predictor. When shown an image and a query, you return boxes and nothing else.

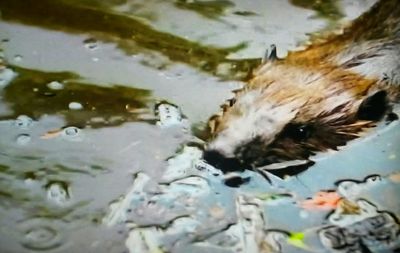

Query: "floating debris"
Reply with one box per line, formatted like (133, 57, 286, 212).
(319, 200, 400, 252)
(40, 129, 62, 139)
(155, 102, 186, 128)
(125, 227, 164, 253)
(287, 232, 309, 250)
(299, 191, 341, 211)
(336, 175, 382, 201)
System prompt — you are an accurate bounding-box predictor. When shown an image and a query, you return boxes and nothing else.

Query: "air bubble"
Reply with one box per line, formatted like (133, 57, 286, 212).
(61, 126, 82, 141)
(47, 81, 64, 90)
(16, 134, 31, 145)
(63, 127, 80, 136)
(14, 55, 23, 62)
(14, 115, 34, 129)
(68, 102, 83, 110)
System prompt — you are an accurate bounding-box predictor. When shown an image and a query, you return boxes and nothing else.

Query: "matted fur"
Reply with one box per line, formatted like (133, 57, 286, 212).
(205, 0, 400, 173)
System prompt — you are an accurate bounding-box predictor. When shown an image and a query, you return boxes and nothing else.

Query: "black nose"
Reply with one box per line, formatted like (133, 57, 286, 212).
(203, 150, 246, 173)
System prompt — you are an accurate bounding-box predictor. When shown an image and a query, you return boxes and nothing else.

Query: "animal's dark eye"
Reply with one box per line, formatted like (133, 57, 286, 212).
(281, 123, 313, 141)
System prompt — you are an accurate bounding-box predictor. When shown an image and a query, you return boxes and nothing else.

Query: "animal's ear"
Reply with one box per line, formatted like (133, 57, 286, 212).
(356, 90, 388, 121)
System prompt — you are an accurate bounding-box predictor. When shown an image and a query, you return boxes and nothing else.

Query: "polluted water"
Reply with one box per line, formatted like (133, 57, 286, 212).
(0, 0, 399, 253)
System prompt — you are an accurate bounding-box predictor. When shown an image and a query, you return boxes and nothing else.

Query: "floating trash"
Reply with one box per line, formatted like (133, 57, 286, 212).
(125, 227, 163, 253)
(47, 81, 64, 90)
(14, 115, 34, 129)
(162, 146, 222, 183)
(336, 175, 382, 201)
(68, 102, 83, 110)
(319, 200, 400, 253)
(299, 191, 341, 211)
(155, 102, 186, 128)
(104, 172, 151, 226)
(0, 67, 17, 87)
(15, 134, 31, 145)
(264, 231, 290, 253)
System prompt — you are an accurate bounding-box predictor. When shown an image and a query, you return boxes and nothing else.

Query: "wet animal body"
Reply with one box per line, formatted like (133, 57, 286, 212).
(204, 0, 400, 178)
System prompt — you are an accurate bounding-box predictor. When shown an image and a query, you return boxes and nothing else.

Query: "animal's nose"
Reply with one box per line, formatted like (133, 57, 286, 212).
(203, 150, 246, 173)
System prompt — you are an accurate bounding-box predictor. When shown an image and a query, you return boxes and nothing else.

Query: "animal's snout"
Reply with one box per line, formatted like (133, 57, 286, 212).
(202, 150, 246, 173)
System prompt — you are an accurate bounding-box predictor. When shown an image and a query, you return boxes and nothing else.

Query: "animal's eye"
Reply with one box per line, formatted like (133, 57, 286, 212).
(281, 123, 313, 141)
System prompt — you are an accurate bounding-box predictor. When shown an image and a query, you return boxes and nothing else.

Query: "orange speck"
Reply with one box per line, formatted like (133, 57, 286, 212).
(299, 191, 341, 211)
(40, 129, 62, 139)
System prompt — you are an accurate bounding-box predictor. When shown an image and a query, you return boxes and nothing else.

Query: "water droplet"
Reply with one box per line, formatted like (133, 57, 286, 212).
(46, 181, 70, 205)
(16, 134, 31, 145)
(92, 57, 99, 62)
(83, 38, 99, 50)
(68, 102, 83, 110)
(14, 115, 34, 129)
(63, 127, 80, 136)
(47, 81, 64, 90)
(14, 54, 23, 62)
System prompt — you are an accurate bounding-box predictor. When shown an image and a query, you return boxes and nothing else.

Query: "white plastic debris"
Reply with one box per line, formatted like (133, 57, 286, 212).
(103, 173, 151, 226)
(156, 103, 186, 128)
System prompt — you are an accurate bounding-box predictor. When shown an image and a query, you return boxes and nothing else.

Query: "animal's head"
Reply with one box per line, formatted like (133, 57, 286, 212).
(203, 62, 394, 174)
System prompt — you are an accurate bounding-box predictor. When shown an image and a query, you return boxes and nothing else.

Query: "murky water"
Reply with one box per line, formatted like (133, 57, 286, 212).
(1, 0, 399, 252)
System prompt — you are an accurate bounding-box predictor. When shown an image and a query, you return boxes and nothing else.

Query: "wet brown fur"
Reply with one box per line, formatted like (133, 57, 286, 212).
(206, 0, 400, 171)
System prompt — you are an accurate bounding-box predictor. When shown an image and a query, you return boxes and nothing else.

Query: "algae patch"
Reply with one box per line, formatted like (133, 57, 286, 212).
(290, 0, 343, 22)
(174, 0, 234, 19)
(1, 66, 153, 128)
(0, 0, 257, 80)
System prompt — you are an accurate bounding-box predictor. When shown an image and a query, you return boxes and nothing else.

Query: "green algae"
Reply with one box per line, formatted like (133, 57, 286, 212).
(0, 0, 257, 80)
(1, 66, 153, 128)
(290, 0, 343, 22)
(174, 0, 234, 19)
